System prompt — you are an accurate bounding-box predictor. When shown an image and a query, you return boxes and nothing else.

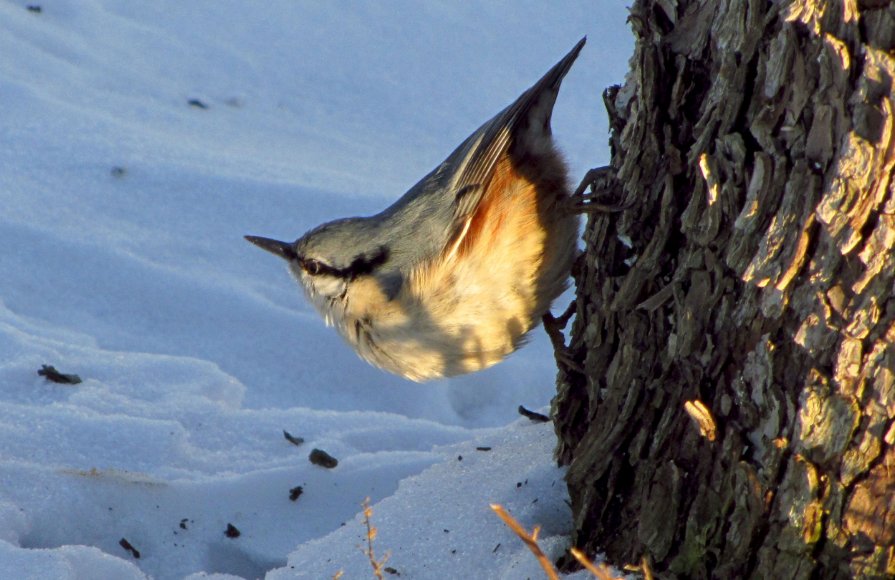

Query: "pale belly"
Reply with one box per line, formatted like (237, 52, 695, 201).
(339, 157, 578, 381)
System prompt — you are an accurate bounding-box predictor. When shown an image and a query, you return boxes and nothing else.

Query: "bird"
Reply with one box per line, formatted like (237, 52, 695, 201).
(246, 38, 588, 381)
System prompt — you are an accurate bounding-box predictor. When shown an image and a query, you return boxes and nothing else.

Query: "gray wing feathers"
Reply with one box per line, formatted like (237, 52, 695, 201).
(450, 37, 586, 220)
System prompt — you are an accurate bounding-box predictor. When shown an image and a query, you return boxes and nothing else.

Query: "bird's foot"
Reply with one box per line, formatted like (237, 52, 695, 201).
(568, 166, 631, 214)
(542, 302, 583, 375)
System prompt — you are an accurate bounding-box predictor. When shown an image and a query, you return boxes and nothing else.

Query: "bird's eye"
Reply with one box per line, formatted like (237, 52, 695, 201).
(302, 259, 324, 276)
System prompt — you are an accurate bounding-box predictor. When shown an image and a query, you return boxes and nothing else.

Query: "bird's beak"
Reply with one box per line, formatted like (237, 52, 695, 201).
(244, 235, 297, 261)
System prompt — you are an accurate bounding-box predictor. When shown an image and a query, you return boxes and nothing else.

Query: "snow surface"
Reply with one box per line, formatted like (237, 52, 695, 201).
(0, 1, 633, 578)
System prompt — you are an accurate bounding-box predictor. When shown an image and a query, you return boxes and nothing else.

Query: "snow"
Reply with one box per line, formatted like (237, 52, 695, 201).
(0, 1, 632, 578)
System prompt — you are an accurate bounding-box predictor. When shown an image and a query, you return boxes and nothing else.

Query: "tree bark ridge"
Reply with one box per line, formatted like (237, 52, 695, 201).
(553, 1, 895, 577)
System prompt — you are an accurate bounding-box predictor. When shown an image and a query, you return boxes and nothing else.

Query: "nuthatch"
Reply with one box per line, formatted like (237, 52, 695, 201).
(247, 38, 587, 381)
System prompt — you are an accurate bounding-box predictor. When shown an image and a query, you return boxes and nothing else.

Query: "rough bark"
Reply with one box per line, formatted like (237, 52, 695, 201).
(552, 1, 895, 578)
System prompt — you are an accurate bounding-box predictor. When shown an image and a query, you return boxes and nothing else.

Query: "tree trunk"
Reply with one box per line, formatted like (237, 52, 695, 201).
(552, 1, 895, 578)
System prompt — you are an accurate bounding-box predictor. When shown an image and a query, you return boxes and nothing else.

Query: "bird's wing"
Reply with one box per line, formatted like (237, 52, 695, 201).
(448, 37, 586, 224)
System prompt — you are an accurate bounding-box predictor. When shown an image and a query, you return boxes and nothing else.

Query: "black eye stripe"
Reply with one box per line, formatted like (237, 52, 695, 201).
(299, 246, 389, 280)
(300, 257, 336, 277)
(345, 246, 389, 278)
(303, 259, 323, 275)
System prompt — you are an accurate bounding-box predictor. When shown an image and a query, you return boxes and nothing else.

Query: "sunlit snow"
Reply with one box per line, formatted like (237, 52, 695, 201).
(0, 1, 632, 578)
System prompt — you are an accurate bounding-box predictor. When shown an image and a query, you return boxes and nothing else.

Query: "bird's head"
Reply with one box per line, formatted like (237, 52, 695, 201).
(245, 218, 391, 324)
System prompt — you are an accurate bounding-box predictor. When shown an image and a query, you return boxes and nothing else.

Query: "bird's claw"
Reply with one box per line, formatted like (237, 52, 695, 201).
(569, 166, 631, 214)
(542, 302, 584, 375)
